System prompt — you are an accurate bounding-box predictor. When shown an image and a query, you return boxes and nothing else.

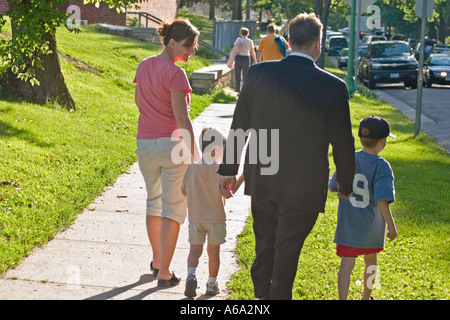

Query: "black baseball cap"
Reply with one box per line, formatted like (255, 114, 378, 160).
(358, 116, 396, 139)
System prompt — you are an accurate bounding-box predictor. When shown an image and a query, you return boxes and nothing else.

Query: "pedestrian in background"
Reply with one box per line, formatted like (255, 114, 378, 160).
(233, 27, 257, 94)
(257, 24, 289, 62)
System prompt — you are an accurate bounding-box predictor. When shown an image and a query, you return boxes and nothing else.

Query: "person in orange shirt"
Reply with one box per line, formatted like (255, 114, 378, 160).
(257, 24, 290, 62)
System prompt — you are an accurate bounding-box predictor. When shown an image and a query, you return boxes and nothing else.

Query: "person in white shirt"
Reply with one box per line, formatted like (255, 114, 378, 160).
(233, 27, 257, 93)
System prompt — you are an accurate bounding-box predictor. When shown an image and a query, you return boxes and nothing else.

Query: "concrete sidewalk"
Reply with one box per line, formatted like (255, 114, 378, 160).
(0, 102, 251, 300)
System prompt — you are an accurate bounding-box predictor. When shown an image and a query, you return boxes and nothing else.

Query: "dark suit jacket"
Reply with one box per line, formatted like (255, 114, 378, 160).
(218, 55, 355, 213)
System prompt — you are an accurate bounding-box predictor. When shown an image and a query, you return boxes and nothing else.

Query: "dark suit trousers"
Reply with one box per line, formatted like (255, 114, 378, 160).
(250, 196, 319, 300)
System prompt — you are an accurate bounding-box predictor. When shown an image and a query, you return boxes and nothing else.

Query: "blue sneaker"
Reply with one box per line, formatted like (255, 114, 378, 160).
(184, 274, 197, 298)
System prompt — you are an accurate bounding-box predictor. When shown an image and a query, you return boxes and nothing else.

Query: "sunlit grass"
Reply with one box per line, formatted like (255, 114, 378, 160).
(0, 23, 222, 274)
(228, 73, 449, 300)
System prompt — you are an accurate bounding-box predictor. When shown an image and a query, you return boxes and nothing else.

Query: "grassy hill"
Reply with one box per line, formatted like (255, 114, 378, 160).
(0, 24, 217, 274)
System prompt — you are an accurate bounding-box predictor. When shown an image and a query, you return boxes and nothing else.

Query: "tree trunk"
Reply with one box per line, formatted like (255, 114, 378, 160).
(8, 28, 75, 109)
(233, 0, 242, 20)
(246, 0, 251, 20)
(315, 0, 332, 69)
(209, 0, 215, 19)
(437, 19, 447, 44)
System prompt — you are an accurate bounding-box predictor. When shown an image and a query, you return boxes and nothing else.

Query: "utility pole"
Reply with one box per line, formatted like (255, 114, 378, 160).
(415, 0, 433, 136)
(345, 0, 357, 94)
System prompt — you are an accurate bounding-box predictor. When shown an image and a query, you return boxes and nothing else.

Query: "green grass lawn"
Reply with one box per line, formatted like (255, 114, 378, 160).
(0, 23, 230, 274)
(228, 63, 450, 300)
(1, 19, 448, 300)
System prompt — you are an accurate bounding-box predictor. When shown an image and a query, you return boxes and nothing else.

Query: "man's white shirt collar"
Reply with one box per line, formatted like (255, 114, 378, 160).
(289, 51, 315, 63)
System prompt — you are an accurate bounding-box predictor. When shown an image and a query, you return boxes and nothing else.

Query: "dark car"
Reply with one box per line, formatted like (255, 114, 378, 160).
(423, 54, 450, 87)
(431, 45, 450, 55)
(359, 41, 418, 89)
(326, 36, 348, 56)
(338, 48, 348, 68)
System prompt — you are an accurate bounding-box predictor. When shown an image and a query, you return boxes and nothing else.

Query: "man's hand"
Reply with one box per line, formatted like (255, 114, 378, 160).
(337, 185, 352, 199)
(220, 176, 236, 199)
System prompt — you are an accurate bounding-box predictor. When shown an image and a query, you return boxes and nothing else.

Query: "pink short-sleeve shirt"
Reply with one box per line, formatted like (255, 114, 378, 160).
(134, 56, 192, 139)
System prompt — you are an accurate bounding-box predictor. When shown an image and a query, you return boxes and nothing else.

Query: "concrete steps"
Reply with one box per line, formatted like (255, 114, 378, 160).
(98, 23, 160, 44)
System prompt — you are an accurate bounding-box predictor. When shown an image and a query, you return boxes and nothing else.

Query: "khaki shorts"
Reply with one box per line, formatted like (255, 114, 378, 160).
(188, 222, 226, 246)
(136, 138, 188, 225)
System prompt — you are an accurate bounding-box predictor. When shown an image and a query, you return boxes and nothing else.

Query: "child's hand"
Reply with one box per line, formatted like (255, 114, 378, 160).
(220, 177, 236, 199)
(337, 185, 352, 199)
(387, 225, 398, 242)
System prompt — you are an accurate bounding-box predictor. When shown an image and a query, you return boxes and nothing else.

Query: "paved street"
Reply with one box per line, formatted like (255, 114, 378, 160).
(330, 55, 450, 152)
(373, 83, 450, 152)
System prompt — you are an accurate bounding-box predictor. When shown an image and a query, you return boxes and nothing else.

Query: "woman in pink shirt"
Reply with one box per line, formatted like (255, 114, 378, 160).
(134, 18, 200, 287)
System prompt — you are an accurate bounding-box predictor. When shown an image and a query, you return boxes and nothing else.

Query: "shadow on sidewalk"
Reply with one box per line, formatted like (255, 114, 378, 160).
(84, 273, 217, 300)
(85, 274, 157, 300)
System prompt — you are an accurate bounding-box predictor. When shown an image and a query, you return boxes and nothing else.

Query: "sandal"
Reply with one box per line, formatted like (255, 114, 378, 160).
(150, 261, 159, 277)
(157, 272, 181, 287)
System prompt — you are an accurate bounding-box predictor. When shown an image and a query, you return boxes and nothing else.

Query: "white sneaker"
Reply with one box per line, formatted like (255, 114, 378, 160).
(206, 281, 219, 296)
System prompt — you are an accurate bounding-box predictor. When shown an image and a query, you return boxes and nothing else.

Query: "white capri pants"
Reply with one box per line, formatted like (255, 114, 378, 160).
(136, 137, 188, 225)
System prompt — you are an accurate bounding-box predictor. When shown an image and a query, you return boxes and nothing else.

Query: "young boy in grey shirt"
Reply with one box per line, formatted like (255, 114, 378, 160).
(181, 127, 243, 297)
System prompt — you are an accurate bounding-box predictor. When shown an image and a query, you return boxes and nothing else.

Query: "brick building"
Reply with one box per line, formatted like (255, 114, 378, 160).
(0, 0, 7, 15)
(128, 0, 178, 27)
(59, 1, 127, 26)
(0, 0, 177, 27)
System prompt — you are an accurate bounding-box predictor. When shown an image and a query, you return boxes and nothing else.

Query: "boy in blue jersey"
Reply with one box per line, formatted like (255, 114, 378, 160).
(329, 116, 398, 300)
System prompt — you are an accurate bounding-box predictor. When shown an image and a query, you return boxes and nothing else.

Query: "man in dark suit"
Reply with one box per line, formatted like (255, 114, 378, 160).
(218, 12, 355, 300)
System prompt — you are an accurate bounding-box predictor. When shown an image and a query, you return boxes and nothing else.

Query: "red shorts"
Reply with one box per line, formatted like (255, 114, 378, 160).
(336, 244, 384, 257)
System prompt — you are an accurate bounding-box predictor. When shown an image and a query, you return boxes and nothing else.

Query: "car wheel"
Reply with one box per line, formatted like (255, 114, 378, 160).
(409, 80, 417, 89)
(368, 76, 376, 89)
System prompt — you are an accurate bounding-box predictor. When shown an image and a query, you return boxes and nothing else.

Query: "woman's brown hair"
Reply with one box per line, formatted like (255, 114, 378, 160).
(157, 18, 200, 49)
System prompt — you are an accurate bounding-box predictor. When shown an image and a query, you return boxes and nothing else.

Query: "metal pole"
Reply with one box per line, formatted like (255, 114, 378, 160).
(345, 0, 357, 94)
(354, 0, 361, 89)
(415, 0, 427, 136)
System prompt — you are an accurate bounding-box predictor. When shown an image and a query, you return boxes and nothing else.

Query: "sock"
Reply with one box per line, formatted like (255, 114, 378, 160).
(188, 267, 196, 277)
(208, 276, 217, 284)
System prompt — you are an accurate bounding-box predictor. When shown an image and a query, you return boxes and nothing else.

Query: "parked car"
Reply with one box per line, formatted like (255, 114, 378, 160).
(358, 45, 367, 62)
(326, 31, 342, 42)
(326, 36, 348, 56)
(338, 48, 349, 69)
(390, 34, 406, 41)
(408, 38, 419, 50)
(414, 38, 437, 60)
(367, 35, 387, 43)
(431, 45, 450, 54)
(423, 54, 450, 87)
(359, 41, 418, 89)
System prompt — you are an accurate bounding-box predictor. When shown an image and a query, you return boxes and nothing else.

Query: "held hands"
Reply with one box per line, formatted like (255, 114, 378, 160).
(337, 185, 352, 200)
(220, 176, 236, 199)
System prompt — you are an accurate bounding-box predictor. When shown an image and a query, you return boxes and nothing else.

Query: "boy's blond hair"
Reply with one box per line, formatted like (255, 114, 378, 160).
(199, 127, 226, 154)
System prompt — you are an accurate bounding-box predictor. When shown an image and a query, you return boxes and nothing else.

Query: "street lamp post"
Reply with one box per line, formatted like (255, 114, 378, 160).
(415, 0, 428, 136)
(345, 0, 357, 94)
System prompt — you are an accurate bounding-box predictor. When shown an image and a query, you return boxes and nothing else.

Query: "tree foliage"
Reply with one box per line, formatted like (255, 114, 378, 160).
(375, 0, 448, 41)
(0, 0, 144, 108)
(0, 0, 69, 85)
